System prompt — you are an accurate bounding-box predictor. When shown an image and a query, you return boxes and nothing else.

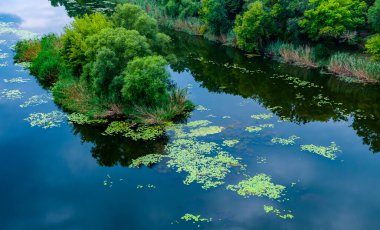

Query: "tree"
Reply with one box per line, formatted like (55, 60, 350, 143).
(121, 56, 170, 107)
(365, 34, 380, 61)
(298, 0, 367, 40)
(368, 0, 380, 32)
(61, 12, 112, 75)
(234, 1, 273, 52)
(200, 0, 230, 34)
(83, 28, 152, 100)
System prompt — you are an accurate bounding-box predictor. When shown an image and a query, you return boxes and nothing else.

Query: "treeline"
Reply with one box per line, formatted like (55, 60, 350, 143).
(119, 0, 380, 81)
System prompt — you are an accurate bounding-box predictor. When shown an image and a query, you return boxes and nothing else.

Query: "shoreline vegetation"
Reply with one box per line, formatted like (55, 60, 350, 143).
(119, 0, 380, 83)
(14, 4, 194, 140)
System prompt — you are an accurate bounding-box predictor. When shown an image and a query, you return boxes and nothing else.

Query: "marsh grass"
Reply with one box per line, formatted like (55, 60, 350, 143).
(327, 53, 380, 83)
(266, 41, 318, 68)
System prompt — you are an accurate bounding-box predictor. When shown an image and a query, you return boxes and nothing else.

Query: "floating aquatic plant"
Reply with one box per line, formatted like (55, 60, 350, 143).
(166, 139, 242, 189)
(103, 121, 164, 140)
(181, 213, 212, 223)
(245, 124, 274, 133)
(20, 95, 51, 108)
(129, 154, 164, 168)
(137, 184, 156, 189)
(222, 139, 239, 147)
(186, 120, 212, 128)
(226, 173, 285, 199)
(1, 89, 23, 100)
(264, 205, 294, 219)
(271, 135, 300, 145)
(187, 126, 224, 137)
(256, 156, 267, 164)
(67, 113, 107, 125)
(24, 111, 67, 128)
(251, 113, 273, 119)
(300, 142, 341, 160)
(196, 105, 209, 111)
(0, 62, 7, 67)
(3, 77, 30, 83)
(222, 116, 231, 119)
(0, 51, 8, 59)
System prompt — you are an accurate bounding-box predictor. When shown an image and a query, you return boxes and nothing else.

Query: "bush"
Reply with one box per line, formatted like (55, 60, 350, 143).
(365, 34, 380, 61)
(29, 34, 63, 85)
(13, 39, 41, 63)
(327, 52, 380, 82)
(121, 55, 170, 107)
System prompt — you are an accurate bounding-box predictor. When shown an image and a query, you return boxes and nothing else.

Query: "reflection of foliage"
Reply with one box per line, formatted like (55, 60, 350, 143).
(49, 0, 117, 17)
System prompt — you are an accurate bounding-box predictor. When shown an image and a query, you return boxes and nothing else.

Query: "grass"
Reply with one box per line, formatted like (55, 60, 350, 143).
(266, 41, 318, 68)
(327, 52, 380, 83)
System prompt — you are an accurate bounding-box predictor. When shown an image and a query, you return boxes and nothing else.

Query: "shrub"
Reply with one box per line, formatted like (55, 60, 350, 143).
(13, 39, 41, 62)
(327, 52, 380, 82)
(365, 34, 380, 61)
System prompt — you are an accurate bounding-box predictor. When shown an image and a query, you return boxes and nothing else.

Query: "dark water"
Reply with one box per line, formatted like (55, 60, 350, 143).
(1, 1, 380, 229)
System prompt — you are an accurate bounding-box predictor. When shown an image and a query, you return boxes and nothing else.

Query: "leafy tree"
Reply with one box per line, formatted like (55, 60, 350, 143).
(298, 0, 367, 40)
(368, 0, 380, 32)
(61, 12, 112, 76)
(365, 34, 380, 61)
(234, 1, 273, 51)
(84, 28, 152, 100)
(121, 56, 170, 107)
(200, 0, 230, 34)
(164, 0, 200, 18)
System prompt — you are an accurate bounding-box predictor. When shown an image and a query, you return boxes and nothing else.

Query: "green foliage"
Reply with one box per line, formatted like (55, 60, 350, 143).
(181, 213, 212, 222)
(62, 12, 112, 75)
(200, 0, 229, 34)
(226, 173, 286, 199)
(298, 0, 367, 40)
(129, 154, 164, 168)
(234, 1, 273, 51)
(67, 113, 108, 125)
(13, 39, 41, 63)
(164, 0, 201, 19)
(365, 34, 380, 61)
(368, 0, 380, 32)
(121, 55, 169, 107)
(222, 139, 240, 147)
(29, 34, 63, 85)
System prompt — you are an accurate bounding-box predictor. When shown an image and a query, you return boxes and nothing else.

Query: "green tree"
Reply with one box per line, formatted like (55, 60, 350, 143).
(298, 0, 367, 40)
(121, 56, 170, 107)
(61, 12, 112, 75)
(368, 0, 380, 32)
(200, 0, 230, 34)
(234, 1, 273, 51)
(84, 28, 152, 100)
(365, 34, 380, 61)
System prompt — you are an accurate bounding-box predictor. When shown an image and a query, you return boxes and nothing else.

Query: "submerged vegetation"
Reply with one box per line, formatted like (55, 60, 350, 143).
(14, 3, 194, 138)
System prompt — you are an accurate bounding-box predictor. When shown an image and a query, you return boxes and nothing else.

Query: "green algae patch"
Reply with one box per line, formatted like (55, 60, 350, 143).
(137, 184, 156, 189)
(67, 113, 108, 125)
(223, 139, 240, 147)
(181, 213, 212, 223)
(186, 120, 212, 128)
(25, 111, 67, 128)
(1, 89, 23, 100)
(3, 77, 30, 83)
(129, 154, 164, 168)
(251, 113, 273, 119)
(187, 126, 224, 137)
(103, 121, 164, 140)
(246, 124, 274, 133)
(271, 135, 300, 145)
(166, 139, 242, 189)
(226, 173, 285, 199)
(20, 95, 51, 108)
(264, 205, 294, 219)
(300, 142, 341, 160)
